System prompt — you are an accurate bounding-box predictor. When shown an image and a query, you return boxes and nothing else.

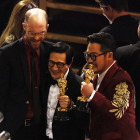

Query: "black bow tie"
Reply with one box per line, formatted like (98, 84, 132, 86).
(51, 79, 58, 85)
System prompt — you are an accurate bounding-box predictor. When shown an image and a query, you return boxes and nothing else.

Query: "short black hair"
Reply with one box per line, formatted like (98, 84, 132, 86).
(87, 32, 116, 59)
(95, 0, 128, 12)
(48, 41, 74, 65)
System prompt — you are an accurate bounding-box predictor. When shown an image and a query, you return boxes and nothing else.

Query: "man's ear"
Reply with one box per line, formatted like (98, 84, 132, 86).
(108, 52, 114, 60)
(108, 5, 113, 13)
(22, 22, 26, 31)
(67, 63, 72, 69)
(47, 24, 49, 30)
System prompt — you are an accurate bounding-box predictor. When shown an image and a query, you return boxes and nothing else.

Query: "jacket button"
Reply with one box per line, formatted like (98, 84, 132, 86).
(26, 101, 29, 104)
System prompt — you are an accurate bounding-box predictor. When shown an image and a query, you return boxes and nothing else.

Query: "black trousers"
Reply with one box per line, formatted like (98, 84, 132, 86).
(12, 123, 46, 140)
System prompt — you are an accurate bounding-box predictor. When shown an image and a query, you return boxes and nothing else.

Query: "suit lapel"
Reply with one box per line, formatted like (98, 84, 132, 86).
(98, 62, 119, 94)
(135, 41, 140, 48)
(92, 75, 98, 88)
(40, 42, 51, 115)
(65, 68, 73, 94)
(40, 43, 47, 80)
(19, 38, 30, 92)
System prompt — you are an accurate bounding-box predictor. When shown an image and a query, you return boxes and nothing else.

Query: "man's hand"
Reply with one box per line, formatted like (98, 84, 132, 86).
(81, 82, 94, 98)
(82, 63, 88, 73)
(57, 94, 70, 109)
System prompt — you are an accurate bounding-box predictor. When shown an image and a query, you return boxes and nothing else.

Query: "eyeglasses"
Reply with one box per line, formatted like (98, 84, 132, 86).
(48, 60, 66, 68)
(84, 51, 110, 61)
(27, 31, 46, 38)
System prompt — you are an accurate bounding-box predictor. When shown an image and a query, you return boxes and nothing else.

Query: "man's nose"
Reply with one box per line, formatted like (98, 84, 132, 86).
(87, 57, 93, 63)
(52, 64, 58, 70)
(34, 34, 40, 40)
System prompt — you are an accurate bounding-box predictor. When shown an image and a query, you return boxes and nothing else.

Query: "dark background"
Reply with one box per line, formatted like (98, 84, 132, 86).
(0, 0, 140, 71)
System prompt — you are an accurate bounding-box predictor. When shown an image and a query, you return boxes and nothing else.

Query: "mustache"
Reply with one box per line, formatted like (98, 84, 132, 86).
(87, 62, 97, 67)
(30, 38, 42, 42)
(88, 62, 93, 65)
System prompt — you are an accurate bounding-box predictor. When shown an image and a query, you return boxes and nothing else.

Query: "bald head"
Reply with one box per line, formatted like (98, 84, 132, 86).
(24, 8, 48, 24)
(22, 8, 49, 50)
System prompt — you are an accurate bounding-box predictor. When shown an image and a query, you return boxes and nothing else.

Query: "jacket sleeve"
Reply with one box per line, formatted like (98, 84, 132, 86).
(0, 49, 11, 113)
(89, 80, 135, 121)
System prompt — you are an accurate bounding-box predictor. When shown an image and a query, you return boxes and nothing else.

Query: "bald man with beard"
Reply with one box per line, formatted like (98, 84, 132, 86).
(0, 8, 53, 140)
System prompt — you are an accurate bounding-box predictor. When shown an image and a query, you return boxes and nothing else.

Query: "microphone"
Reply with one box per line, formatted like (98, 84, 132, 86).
(0, 112, 11, 140)
(0, 131, 11, 140)
(0, 112, 4, 123)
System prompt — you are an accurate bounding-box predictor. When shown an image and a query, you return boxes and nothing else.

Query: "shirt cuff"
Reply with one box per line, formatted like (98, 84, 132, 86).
(87, 90, 96, 102)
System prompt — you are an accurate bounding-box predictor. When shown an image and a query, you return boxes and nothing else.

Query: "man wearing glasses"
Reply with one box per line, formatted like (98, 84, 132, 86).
(81, 32, 140, 140)
(78, 0, 139, 78)
(41, 42, 87, 140)
(95, 0, 139, 47)
(0, 8, 53, 140)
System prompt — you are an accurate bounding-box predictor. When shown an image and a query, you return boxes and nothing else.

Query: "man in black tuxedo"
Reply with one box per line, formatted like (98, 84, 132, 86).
(116, 24, 140, 133)
(0, 8, 53, 140)
(41, 42, 87, 140)
(96, 0, 139, 47)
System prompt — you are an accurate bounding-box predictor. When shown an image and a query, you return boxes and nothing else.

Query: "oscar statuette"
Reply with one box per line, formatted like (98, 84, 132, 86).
(0, 112, 11, 140)
(0, 131, 11, 140)
(76, 64, 94, 112)
(54, 73, 70, 121)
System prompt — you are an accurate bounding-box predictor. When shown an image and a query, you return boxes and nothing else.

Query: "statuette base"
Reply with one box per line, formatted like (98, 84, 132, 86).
(76, 98, 89, 113)
(54, 107, 70, 121)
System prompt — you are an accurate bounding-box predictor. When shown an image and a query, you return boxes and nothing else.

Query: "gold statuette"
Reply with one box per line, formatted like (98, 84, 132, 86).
(55, 73, 70, 121)
(57, 73, 67, 96)
(57, 73, 67, 111)
(76, 64, 94, 112)
(81, 64, 94, 101)
(84, 64, 94, 84)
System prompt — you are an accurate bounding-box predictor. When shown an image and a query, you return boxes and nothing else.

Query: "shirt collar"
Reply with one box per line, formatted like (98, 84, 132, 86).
(64, 68, 69, 79)
(97, 60, 116, 83)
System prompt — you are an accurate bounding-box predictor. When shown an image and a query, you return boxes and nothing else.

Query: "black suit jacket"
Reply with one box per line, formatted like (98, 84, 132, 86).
(0, 38, 53, 136)
(41, 68, 86, 140)
(100, 15, 139, 47)
(116, 41, 140, 132)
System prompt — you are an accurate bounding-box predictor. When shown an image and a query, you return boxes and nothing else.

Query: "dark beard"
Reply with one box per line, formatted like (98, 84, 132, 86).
(26, 37, 43, 50)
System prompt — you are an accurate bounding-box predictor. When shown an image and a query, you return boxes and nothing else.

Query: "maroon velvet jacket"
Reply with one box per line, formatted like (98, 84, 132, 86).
(89, 62, 140, 140)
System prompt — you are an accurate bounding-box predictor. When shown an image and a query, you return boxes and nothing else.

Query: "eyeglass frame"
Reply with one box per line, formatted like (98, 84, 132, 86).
(48, 60, 67, 68)
(24, 23, 47, 38)
(27, 31, 47, 38)
(84, 51, 110, 61)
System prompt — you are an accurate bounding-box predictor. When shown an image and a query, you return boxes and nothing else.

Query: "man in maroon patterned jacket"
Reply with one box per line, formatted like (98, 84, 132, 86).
(81, 32, 140, 140)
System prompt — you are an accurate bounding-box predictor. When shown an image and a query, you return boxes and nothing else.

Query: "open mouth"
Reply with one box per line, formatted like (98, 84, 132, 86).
(52, 71, 59, 74)
(33, 41, 40, 44)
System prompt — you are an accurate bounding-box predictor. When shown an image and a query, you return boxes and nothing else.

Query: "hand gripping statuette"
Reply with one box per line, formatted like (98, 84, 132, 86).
(55, 73, 70, 121)
(76, 64, 94, 112)
(57, 73, 67, 97)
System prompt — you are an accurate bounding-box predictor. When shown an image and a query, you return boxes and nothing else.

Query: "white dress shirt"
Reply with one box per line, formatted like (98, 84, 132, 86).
(46, 69, 69, 139)
(87, 61, 116, 102)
